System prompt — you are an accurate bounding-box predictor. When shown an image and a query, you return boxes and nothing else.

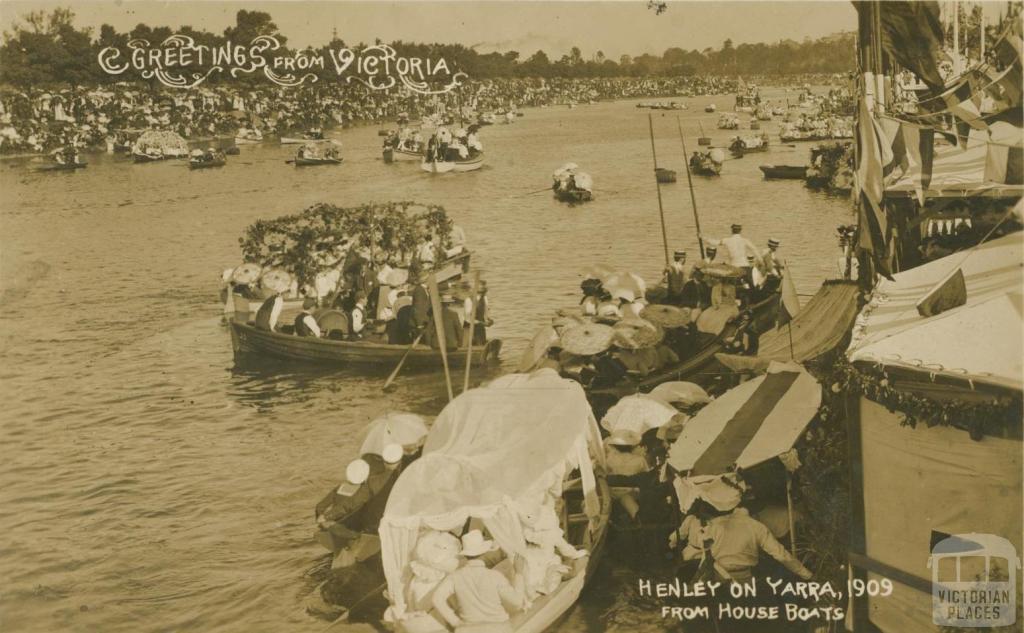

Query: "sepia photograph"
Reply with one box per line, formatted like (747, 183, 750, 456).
(0, 1, 1021, 632)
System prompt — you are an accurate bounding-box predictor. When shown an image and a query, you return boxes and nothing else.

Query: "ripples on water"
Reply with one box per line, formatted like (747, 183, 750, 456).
(0, 89, 852, 632)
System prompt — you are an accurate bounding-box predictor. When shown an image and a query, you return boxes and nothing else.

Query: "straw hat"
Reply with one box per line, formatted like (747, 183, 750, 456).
(460, 529, 498, 557)
(606, 429, 641, 447)
(612, 318, 664, 350)
(382, 443, 403, 465)
(345, 459, 370, 485)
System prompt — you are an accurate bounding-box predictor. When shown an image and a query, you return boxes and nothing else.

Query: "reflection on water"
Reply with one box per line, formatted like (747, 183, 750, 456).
(0, 89, 852, 633)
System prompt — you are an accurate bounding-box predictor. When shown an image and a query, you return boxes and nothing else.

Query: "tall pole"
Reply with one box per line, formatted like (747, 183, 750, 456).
(427, 272, 454, 402)
(675, 116, 706, 260)
(980, 4, 986, 60)
(953, 0, 962, 74)
(647, 113, 671, 268)
(462, 270, 481, 393)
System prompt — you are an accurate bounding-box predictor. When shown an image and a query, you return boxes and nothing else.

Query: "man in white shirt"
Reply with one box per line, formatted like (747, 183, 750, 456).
(716, 224, 759, 269)
(432, 530, 526, 632)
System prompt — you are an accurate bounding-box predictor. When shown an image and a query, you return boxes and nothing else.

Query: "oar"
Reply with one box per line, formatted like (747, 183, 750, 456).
(517, 186, 554, 197)
(382, 331, 426, 393)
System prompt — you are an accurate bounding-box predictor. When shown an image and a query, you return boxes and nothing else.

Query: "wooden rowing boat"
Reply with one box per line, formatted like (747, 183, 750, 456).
(554, 187, 593, 203)
(383, 147, 424, 163)
(316, 422, 610, 630)
(189, 157, 226, 169)
(655, 167, 677, 183)
(229, 320, 502, 368)
(586, 290, 780, 405)
(39, 161, 87, 171)
(421, 153, 485, 173)
(294, 156, 343, 166)
(759, 164, 808, 179)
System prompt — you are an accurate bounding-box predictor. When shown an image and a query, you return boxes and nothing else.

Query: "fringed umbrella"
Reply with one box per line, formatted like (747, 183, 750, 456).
(649, 381, 711, 408)
(641, 304, 692, 328)
(601, 393, 678, 433)
(260, 269, 293, 294)
(559, 323, 614, 356)
(517, 326, 560, 372)
(359, 412, 429, 456)
(231, 263, 262, 285)
(612, 318, 664, 350)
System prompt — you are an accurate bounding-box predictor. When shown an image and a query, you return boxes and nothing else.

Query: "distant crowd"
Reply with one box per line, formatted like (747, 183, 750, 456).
(0, 76, 749, 155)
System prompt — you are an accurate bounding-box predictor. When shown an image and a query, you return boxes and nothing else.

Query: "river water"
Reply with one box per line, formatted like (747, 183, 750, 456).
(0, 88, 852, 633)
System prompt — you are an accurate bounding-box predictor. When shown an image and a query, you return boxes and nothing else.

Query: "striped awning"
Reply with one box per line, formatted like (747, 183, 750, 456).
(667, 362, 821, 475)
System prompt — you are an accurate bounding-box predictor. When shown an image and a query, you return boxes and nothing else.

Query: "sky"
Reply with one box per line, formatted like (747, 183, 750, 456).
(0, 0, 861, 59)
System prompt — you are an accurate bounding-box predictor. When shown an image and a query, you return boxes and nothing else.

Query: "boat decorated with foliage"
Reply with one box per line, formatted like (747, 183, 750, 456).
(130, 130, 189, 162)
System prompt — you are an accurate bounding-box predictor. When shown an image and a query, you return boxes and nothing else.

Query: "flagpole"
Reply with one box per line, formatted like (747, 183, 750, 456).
(676, 116, 706, 260)
(647, 113, 671, 268)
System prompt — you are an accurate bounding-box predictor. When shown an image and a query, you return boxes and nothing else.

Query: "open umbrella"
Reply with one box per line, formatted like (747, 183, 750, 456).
(581, 264, 615, 280)
(231, 262, 262, 285)
(260, 269, 292, 294)
(359, 412, 429, 456)
(648, 381, 711, 408)
(385, 268, 409, 287)
(612, 318, 664, 350)
(641, 304, 692, 328)
(601, 393, 678, 433)
(603, 272, 646, 300)
(517, 326, 560, 372)
(559, 323, 614, 356)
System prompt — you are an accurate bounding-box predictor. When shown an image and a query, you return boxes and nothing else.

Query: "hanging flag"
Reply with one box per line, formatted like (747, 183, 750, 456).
(776, 266, 801, 329)
(903, 123, 935, 205)
(855, 97, 894, 280)
(858, 1, 947, 92)
(916, 268, 966, 317)
(984, 141, 1024, 185)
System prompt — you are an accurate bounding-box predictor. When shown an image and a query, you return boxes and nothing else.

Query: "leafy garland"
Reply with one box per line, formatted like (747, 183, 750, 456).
(238, 201, 453, 286)
(823, 357, 1022, 440)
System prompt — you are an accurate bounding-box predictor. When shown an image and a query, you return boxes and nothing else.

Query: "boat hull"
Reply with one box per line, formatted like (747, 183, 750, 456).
(554, 188, 593, 203)
(759, 165, 808, 179)
(586, 291, 780, 404)
(234, 137, 263, 145)
(189, 159, 225, 169)
(420, 154, 484, 173)
(294, 157, 343, 166)
(230, 320, 502, 368)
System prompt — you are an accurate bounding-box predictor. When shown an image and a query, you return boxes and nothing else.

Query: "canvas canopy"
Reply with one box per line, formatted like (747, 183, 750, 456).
(378, 371, 603, 618)
(886, 131, 1023, 198)
(846, 232, 1023, 391)
(668, 362, 821, 475)
(717, 280, 860, 373)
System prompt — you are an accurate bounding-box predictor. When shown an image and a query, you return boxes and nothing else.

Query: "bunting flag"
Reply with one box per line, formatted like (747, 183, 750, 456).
(902, 123, 935, 205)
(856, 97, 894, 280)
(984, 141, 1024, 185)
(776, 265, 801, 329)
(870, 1, 947, 92)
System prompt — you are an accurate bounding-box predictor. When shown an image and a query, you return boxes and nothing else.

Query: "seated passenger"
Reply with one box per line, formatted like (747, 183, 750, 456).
(294, 297, 322, 337)
(254, 292, 284, 331)
(432, 530, 527, 631)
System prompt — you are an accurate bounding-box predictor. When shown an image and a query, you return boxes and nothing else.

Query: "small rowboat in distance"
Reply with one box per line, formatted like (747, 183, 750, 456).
(292, 156, 343, 167)
(39, 161, 87, 171)
(554, 187, 593, 203)
(655, 167, 677, 183)
(421, 153, 484, 173)
(190, 157, 226, 169)
(229, 320, 502, 368)
(759, 164, 808, 180)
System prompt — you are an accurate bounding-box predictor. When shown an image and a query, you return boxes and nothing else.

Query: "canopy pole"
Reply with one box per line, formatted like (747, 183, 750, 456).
(648, 113, 671, 268)
(676, 116, 706, 260)
(462, 270, 481, 393)
(786, 472, 797, 555)
(427, 272, 454, 401)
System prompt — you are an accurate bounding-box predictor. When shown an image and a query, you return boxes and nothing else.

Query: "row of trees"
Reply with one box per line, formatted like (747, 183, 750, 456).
(0, 7, 855, 89)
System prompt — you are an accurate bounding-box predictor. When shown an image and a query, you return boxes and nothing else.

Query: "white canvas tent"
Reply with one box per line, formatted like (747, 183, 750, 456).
(844, 232, 1023, 633)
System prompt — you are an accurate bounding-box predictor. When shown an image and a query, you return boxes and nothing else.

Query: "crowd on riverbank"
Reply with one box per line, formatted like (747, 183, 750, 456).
(0, 75, 772, 155)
